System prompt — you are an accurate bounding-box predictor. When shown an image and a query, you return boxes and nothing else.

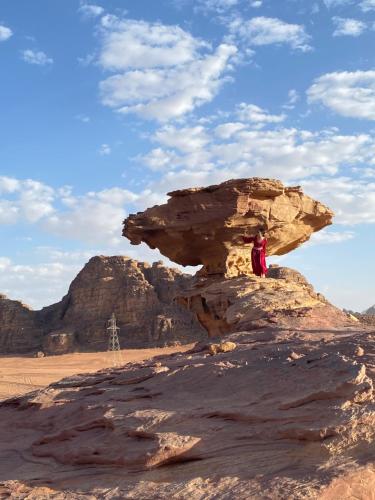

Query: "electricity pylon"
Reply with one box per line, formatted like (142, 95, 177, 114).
(107, 313, 123, 367)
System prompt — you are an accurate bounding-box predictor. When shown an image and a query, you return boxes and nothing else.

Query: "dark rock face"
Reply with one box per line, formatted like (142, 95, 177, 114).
(0, 296, 42, 354)
(0, 257, 206, 355)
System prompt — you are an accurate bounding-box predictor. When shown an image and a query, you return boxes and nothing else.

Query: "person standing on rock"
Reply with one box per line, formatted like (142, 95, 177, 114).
(242, 230, 268, 278)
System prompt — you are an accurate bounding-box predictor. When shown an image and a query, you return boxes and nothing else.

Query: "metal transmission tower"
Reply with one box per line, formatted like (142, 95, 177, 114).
(107, 313, 123, 367)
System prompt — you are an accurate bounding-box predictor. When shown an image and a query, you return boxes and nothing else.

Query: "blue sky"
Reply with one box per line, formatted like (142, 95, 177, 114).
(1, 0, 375, 310)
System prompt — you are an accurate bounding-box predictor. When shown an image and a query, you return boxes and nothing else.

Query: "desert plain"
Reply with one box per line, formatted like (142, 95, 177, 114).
(0, 346, 192, 401)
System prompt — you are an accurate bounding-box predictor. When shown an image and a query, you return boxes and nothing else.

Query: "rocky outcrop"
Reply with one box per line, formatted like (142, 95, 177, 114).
(0, 295, 42, 353)
(0, 257, 205, 354)
(1, 325, 375, 498)
(44, 256, 205, 350)
(42, 331, 76, 355)
(123, 178, 333, 277)
(177, 265, 354, 337)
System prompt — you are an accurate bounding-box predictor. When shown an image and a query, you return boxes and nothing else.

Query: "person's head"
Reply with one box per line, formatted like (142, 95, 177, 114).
(256, 230, 264, 241)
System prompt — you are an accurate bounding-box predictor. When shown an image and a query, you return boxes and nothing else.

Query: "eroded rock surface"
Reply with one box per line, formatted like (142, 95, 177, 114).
(177, 265, 352, 337)
(123, 178, 333, 277)
(0, 257, 205, 354)
(1, 326, 375, 499)
(0, 295, 42, 353)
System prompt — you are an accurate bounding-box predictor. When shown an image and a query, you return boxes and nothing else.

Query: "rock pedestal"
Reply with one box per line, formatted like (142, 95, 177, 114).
(123, 178, 333, 277)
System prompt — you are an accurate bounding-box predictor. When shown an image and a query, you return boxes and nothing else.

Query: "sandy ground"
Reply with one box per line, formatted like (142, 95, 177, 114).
(0, 345, 193, 400)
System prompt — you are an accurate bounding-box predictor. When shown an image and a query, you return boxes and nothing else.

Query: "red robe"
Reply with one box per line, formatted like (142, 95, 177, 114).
(242, 236, 268, 276)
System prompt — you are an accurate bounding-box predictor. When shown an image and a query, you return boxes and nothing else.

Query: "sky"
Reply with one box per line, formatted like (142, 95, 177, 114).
(0, 0, 375, 311)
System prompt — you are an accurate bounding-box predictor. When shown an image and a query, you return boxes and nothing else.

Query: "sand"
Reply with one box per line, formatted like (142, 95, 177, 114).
(0, 345, 193, 400)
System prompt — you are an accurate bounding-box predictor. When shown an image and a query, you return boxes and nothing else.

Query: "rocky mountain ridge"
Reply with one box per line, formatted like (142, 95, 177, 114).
(0, 256, 205, 355)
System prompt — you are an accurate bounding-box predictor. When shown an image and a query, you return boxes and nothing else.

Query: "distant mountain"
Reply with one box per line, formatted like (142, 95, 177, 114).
(0, 256, 205, 355)
(364, 305, 375, 315)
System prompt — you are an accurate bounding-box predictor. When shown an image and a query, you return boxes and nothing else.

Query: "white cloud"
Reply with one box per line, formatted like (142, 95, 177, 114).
(323, 0, 375, 11)
(215, 122, 247, 139)
(332, 17, 366, 36)
(99, 143, 111, 155)
(307, 70, 375, 120)
(301, 177, 375, 225)
(0, 176, 141, 246)
(153, 125, 210, 152)
(236, 102, 286, 125)
(0, 200, 19, 224)
(21, 49, 53, 66)
(43, 187, 139, 245)
(0, 176, 55, 224)
(99, 18, 209, 70)
(136, 120, 375, 201)
(250, 1, 263, 7)
(308, 228, 355, 245)
(323, 0, 352, 7)
(0, 176, 20, 193)
(138, 148, 180, 172)
(283, 89, 300, 110)
(360, 0, 375, 11)
(229, 16, 312, 52)
(0, 256, 83, 309)
(99, 35, 237, 121)
(0, 24, 12, 42)
(75, 114, 91, 123)
(79, 2, 104, 18)
(195, 0, 239, 12)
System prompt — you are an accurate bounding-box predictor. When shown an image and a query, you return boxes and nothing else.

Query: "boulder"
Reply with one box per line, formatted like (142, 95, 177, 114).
(42, 331, 76, 355)
(123, 178, 333, 277)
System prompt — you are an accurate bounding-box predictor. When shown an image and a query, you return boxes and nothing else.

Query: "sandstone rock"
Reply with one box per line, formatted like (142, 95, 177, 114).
(208, 341, 237, 355)
(42, 330, 76, 355)
(355, 346, 364, 357)
(348, 313, 359, 322)
(0, 295, 42, 353)
(44, 256, 205, 350)
(123, 178, 333, 277)
(0, 256, 205, 354)
(177, 267, 353, 337)
(288, 351, 304, 361)
(1, 327, 375, 498)
(35, 351, 45, 358)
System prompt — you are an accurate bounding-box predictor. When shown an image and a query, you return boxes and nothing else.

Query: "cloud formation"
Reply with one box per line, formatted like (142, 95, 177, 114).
(21, 49, 53, 66)
(98, 18, 237, 121)
(0, 24, 12, 41)
(332, 17, 366, 36)
(78, 2, 104, 18)
(307, 70, 375, 119)
(228, 16, 312, 52)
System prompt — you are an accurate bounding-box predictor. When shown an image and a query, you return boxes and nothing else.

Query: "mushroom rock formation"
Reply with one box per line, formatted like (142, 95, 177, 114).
(123, 178, 333, 277)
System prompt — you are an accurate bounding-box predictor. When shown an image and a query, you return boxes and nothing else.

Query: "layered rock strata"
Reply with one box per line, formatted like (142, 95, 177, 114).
(123, 178, 333, 277)
(0, 257, 205, 354)
(1, 325, 375, 498)
(177, 266, 354, 337)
